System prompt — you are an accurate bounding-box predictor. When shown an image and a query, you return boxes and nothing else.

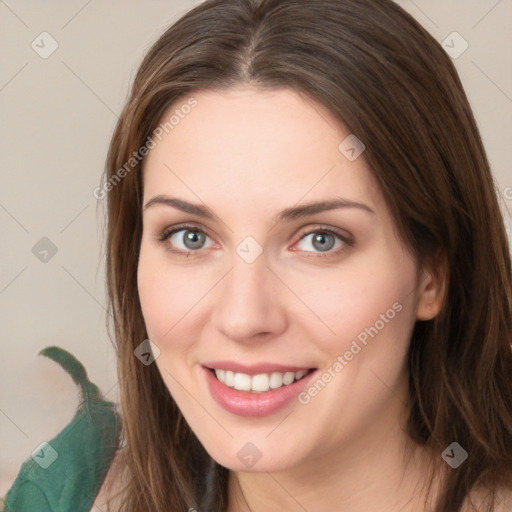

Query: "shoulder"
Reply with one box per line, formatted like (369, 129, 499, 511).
(91, 448, 127, 511)
(461, 485, 512, 512)
(493, 487, 512, 511)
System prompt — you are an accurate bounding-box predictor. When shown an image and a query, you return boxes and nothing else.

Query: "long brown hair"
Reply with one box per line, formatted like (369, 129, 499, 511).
(100, 0, 512, 510)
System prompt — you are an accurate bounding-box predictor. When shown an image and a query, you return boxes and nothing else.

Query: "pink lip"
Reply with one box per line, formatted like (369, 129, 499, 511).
(203, 360, 314, 376)
(202, 365, 317, 417)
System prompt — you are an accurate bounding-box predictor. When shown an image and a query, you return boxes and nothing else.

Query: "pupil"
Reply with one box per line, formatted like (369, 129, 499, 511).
(313, 233, 335, 252)
(184, 231, 205, 250)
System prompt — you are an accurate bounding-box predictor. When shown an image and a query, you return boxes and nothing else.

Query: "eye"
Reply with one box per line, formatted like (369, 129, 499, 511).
(157, 225, 215, 255)
(157, 224, 353, 258)
(293, 227, 352, 256)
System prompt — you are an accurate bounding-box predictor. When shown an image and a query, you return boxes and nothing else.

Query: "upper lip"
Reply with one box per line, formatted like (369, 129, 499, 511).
(203, 361, 315, 376)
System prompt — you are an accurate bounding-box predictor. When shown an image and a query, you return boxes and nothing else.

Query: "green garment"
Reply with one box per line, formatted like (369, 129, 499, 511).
(1, 346, 120, 512)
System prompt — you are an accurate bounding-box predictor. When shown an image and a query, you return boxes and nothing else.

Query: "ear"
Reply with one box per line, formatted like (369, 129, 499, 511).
(416, 253, 447, 321)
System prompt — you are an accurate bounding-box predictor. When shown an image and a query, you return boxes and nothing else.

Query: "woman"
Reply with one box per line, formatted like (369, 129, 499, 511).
(97, 0, 512, 510)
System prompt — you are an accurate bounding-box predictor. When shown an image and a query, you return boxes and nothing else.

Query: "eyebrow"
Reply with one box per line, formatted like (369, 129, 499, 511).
(143, 195, 375, 223)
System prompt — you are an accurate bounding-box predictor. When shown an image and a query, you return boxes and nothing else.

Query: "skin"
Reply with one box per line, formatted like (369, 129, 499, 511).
(136, 86, 448, 511)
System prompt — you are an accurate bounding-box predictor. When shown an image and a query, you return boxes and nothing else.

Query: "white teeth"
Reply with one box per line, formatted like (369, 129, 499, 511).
(233, 372, 252, 391)
(251, 373, 270, 392)
(295, 369, 308, 380)
(213, 368, 311, 392)
(269, 372, 283, 389)
(224, 370, 235, 387)
(282, 371, 295, 385)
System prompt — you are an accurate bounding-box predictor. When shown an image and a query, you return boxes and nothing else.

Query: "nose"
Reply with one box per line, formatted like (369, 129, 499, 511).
(211, 253, 288, 344)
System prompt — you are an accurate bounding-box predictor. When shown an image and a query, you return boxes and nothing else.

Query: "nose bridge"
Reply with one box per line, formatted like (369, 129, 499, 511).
(212, 250, 286, 341)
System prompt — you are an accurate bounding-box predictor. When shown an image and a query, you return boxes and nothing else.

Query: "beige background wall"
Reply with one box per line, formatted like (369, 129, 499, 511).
(1, 0, 511, 496)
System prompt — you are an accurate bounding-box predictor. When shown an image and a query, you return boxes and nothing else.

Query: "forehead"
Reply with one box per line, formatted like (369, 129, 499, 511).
(141, 86, 381, 213)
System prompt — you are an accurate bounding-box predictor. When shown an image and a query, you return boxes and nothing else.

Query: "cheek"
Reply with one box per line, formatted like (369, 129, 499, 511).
(286, 249, 418, 365)
(137, 244, 218, 359)
(137, 247, 189, 345)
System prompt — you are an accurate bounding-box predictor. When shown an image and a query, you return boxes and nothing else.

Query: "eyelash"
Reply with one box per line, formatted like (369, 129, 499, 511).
(156, 223, 353, 258)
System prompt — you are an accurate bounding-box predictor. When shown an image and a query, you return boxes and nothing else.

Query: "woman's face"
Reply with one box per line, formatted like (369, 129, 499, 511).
(137, 86, 438, 473)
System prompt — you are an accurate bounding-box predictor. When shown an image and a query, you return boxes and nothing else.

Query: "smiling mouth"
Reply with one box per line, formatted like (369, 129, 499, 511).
(207, 367, 316, 393)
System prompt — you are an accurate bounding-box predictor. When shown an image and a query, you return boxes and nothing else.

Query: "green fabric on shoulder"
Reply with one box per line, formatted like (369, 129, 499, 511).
(1, 346, 120, 512)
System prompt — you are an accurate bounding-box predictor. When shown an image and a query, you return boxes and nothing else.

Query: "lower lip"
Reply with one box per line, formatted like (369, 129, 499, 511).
(202, 366, 317, 417)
